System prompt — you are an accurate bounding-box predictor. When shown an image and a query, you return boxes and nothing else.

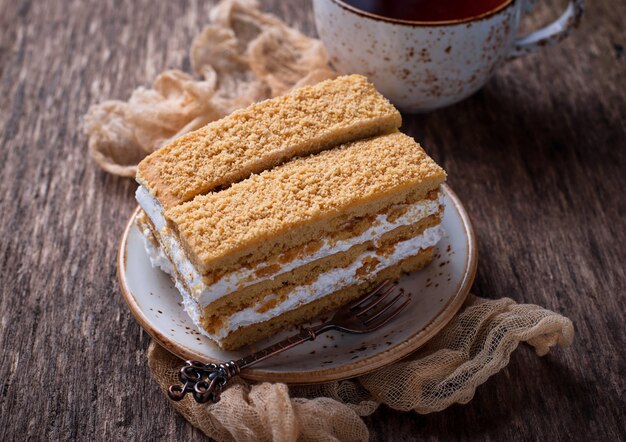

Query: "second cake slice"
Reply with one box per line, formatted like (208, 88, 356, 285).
(137, 74, 401, 209)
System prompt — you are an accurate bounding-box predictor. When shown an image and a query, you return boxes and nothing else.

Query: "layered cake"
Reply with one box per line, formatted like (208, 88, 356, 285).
(135, 75, 446, 349)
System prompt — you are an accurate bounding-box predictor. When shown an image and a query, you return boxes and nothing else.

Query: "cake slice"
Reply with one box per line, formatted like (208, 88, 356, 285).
(134, 76, 446, 350)
(136, 133, 446, 349)
(137, 74, 401, 209)
(167, 132, 444, 275)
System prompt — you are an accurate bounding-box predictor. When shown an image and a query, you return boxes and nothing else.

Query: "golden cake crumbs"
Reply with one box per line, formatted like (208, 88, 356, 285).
(167, 131, 445, 273)
(137, 75, 401, 209)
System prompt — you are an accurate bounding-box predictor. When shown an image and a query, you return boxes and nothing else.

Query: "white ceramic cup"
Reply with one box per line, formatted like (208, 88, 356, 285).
(313, 0, 584, 112)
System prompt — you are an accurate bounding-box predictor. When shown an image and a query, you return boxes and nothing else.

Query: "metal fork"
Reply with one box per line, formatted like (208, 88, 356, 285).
(168, 280, 409, 404)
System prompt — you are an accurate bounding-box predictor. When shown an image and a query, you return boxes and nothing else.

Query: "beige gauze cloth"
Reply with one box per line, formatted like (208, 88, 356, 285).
(84, 1, 575, 440)
(149, 295, 573, 441)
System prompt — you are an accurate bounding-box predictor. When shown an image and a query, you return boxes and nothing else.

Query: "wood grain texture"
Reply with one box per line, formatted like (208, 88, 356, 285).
(0, 0, 624, 440)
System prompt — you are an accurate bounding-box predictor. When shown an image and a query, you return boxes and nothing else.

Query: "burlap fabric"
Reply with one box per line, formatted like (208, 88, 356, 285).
(84, 1, 575, 439)
(84, 0, 336, 176)
(148, 295, 573, 441)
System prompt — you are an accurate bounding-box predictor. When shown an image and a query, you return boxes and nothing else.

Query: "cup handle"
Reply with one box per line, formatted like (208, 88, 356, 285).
(508, 0, 584, 59)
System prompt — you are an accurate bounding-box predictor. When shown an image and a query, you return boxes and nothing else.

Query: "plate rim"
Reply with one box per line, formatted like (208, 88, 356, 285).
(117, 183, 477, 384)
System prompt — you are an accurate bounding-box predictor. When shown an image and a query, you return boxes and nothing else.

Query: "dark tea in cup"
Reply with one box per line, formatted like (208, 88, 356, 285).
(341, 0, 510, 22)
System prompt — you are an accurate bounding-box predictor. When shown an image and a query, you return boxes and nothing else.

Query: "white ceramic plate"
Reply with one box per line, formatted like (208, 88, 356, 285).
(118, 183, 477, 383)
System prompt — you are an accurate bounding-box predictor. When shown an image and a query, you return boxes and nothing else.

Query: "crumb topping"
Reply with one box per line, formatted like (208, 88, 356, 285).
(167, 132, 446, 270)
(137, 75, 401, 208)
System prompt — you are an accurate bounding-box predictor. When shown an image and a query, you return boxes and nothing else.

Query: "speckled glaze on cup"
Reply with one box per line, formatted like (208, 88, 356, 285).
(313, 0, 584, 112)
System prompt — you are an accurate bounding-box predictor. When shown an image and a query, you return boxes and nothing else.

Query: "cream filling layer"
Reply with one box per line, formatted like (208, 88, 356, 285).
(139, 222, 174, 275)
(140, 223, 444, 342)
(138, 230, 204, 329)
(136, 185, 442, 308)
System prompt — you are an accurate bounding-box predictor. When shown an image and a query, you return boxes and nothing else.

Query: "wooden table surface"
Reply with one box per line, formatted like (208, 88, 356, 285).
(1, 0, 624, 440)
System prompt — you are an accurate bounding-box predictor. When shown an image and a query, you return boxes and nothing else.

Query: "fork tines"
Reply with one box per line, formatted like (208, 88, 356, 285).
(349, 280, 393, 311)
(350, 280, 410, 330)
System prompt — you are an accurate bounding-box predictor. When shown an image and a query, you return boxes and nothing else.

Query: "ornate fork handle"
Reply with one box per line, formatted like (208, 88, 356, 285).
(167, 280, 404, 404)
(168, 326, 325, 404)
